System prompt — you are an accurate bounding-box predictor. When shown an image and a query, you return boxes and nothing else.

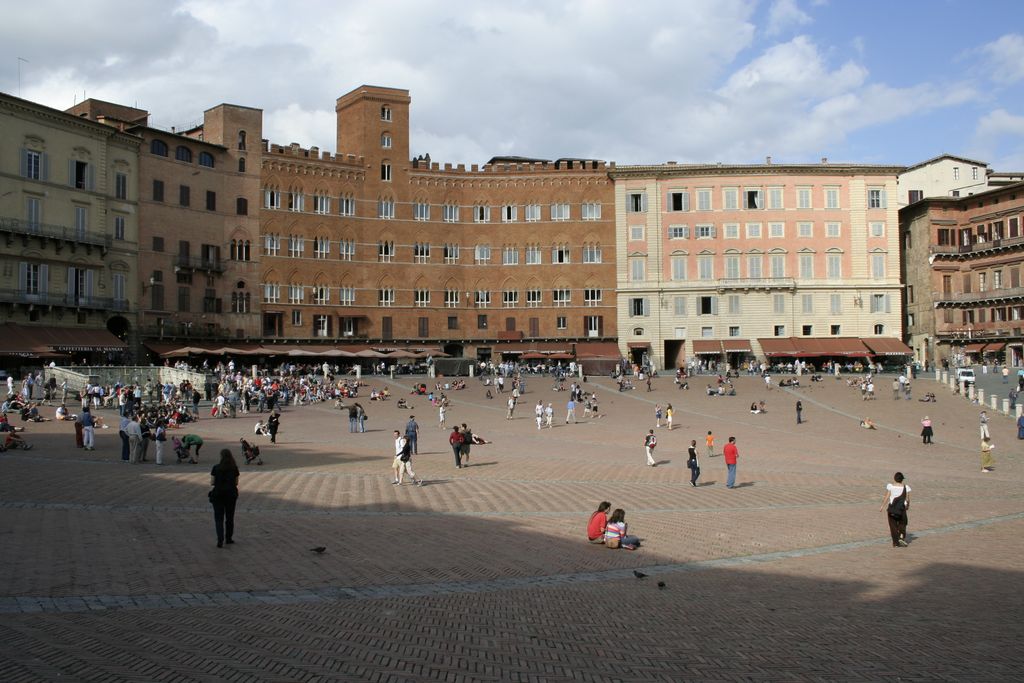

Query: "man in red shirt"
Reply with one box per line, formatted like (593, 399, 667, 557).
(723, 436, 739, 488)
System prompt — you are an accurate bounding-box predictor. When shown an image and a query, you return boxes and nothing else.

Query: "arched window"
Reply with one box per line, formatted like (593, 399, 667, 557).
(150, 139, 168, 156)
(236, 197, 248, 216)
(198, 151, 215, 168)
(238, 157, 246, 173)
(175, 146, 192, 163)
(874, 323, 885, 334)
(242, 240, 251, 261)
(237, 131, 246, 151)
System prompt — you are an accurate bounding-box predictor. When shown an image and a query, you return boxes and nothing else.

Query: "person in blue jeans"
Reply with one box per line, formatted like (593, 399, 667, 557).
(405, 415, 419, 454)
(347, 404, 358, 433)
(723, 436, 739, 489)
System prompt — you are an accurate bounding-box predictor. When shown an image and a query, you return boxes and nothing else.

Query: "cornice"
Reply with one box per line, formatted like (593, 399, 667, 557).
(1, 93, 142, 147)
(610, 164, 904, 179)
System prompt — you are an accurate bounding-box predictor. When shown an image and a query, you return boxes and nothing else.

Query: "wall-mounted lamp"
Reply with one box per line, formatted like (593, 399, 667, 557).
(141, 276, 156, 292)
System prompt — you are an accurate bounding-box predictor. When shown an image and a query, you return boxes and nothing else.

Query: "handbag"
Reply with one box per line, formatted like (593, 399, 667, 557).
(606, 537, 621, 549)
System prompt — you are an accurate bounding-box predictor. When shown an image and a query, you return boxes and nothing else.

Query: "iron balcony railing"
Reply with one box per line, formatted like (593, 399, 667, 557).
(0, 217, 111, 249)
(0, 288, 129, 311)
(933, 286, 1024, 306)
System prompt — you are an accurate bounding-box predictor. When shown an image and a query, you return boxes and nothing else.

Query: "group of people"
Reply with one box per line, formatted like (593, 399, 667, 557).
(586, 502, 641, 550)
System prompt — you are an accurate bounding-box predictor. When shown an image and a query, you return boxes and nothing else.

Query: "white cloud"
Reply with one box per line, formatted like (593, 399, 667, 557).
(766, 0, 812, 36)
(972, 109, 1024, 170)
(979, 33, 1024, 84)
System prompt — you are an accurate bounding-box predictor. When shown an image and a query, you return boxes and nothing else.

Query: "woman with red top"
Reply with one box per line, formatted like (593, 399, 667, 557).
(587, 501, 611, 543)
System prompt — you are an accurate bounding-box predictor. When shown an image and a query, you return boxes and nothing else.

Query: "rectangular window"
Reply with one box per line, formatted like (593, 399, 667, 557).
(338, 287, 355, 306)
(414, 201, 430, 221)
(413, 242, 430, 263)
(445, 290, 460, 308)
(583, 244, 602, 263)
(774, 324, 785, 336)
(769, 222, 784, 238)
(264, 234, 280, 256)
(378, 199, 395, 219)
(723, 188, 738, 210)
(725, 255, 740, 279)
(825, 187, 839, 209)
(288, 284, 304, 304)
(206, 190, 216, 211)
(339, 195, 355, 216)
(798, 222, 813, 238)
(448, 316, 458, 330)
(378, 288, 395, 307)
(338, 239, 354, 261)
(264, 189, 280, 209)
(869, 293, 891, 313)
(745, 223, 762, 238)
(474, 205, 490, 223)
(627, 192, 647, 213)
(799, 254, 813, 279)
(801, 294, 813, 314)
(768, 187, 783, 209)
(153, 179, 164, 202)
(584, 288, 602, 306)
(178, 286, 191, 312)
(115, 172, 127, 200)
(503, 290, 519, 308)
(827, 254, 841, 279)
(668, 225, 689, 239)
(724, 223, 739, 239)
(71, 160, 91, 190)
(630, 225, 644, 241)
(74, 206, 87, 238)
(671, 256, 687, 281)
(630, 257, 646, 282)
(381, 163, 392, 182)
(727, 295, 741, 314)
(770, 254, 785, 278)
(872, 253, 886, 279)
(630, 297, 650, 316)
(701, 327, 713, 338)
(179, 185, 190, 207)
(314, 237, 330, 259)
(503, 246, 519, 265)
(113, 215, 125, 241)
(502, 204, 517, 222)
(474, 244, 491, 264)
(802, 324, 813, 336)
(669, 191, 690, 212)
(696, 224, 714, 239)
(697, 189, 712, 211)
(526, 289, 542, 308)
(972, 166, 979, 181)
(698, 255, 713, 280)
(477, 314, 489, 330)
(797, 187, 811, 209)
(288, 236, 305, 258)
(23, 149, 42, 180)
(525, 245, 541, 265)
(830, 324, 841, 335)
(263, 283, 280, 304)
(474, 290, 491, 308)
(524, 204, 540, 222)
(673, 296, 687, 316)
(747, 255, 762, 279)
(378, 241, 395, 263)
(953, 167, 960, 181)
(552, 246, 570, 264)
(698, 296, 717, 316)
(744, 188, 763, 210)
(773, 294, 786, 314)
(868, 188, 887, 209)
(312, 286, 330, 305)
(444, 243, 459, 264)
(870, 222, 885, 237)
(553, 289, 570, 307)
(153, 236, 164, 252)
(550, 203, 570, 221)
(826, 222, 841, 238)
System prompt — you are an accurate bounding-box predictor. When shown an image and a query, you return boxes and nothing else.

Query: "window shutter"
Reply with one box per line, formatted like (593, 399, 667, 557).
(327, 315, 333, 337)
(42, 153, 49, 181)
(40, 265, 49, 295)
(86, 164, 95, 191)
(67, 267, 74, 298)
(20, 149, 27, 178)
(85, 270, 95, 299)
(597, 316, 604, 336)
(684, 226, 690, 239)
(19, 262, 27, 290)
(710, 227, 717, 239)
(642, 298, 650, 316)
(885, 294, 892, 314)
(641, 193, 648, 212)
(68, 159, 75, 187)
(881, 190, 888, 209)
(711, 297, 719, 315)
(682, 193, 690, 211)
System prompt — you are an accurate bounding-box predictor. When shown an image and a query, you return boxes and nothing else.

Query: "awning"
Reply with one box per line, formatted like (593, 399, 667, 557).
(0, 323, 127, 355)
(627, 342, 651, 349)
(861, 338, 913, 356)
(574, 342, 621, 358)
(816, 338, 872, 357)
(758, 337, 801, 356)
(493, 342, 572, 353)
(964, 342, 987, 353)
(722, 339, 752, 353)
(692, 340, 723, 355)
(984, 342, 1007, 353)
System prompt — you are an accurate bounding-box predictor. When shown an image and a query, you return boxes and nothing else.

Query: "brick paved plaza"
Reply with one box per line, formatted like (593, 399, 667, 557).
(1, 373, 1022, 682)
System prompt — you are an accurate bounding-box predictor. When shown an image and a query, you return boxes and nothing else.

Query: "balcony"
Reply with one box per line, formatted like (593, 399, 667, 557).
(175, 255, 225, 273)
(930, 235, 1024, 260)
(0, 289, 128, 311)
(716, 277, 796, 292)
(933, 286, 1024, 307)
(0, 217, 111, 252)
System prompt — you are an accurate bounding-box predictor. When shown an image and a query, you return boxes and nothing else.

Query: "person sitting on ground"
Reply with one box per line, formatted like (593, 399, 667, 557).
(587, 501, 611, 544)
(603, 508, 641, 550)
(55, 404, 75, 421)
(396, 397, 409, 409)
(3, 430, 32, 450)
(757, 400, 767, 413)
(22, 403, 49, 422)
(860, 417, 877, 430)
(470, 432, 490, 445)
(919, 392, 936, 403)
(750, 402, 760, 414)
(706, 384, 716, 396)
(485, 389, 493, 400)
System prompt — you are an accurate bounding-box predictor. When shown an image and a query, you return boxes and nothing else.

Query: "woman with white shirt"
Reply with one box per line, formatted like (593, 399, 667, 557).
(880, 472, 911, 547)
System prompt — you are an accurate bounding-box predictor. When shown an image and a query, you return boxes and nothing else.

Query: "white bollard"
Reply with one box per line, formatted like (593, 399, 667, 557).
(355, 364, 361, 380)
(976, 388, 984, 404)
(990, 394, 998, 411)
(940, 370, 948, 383)
(935, 369, 942, 382)
(1002, 398, 1010, 415)
(469, 364, 475, 378)
(1017, 404, 1023, 419)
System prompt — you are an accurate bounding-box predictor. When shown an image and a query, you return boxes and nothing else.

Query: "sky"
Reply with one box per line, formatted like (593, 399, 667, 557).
(2, 0, 1023, 169)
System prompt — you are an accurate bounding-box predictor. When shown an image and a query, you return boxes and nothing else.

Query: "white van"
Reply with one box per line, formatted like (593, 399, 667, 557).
(956, 368, 976, 386)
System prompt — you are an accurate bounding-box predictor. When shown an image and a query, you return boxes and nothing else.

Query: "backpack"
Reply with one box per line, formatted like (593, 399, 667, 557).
(887, 487, 908, 519)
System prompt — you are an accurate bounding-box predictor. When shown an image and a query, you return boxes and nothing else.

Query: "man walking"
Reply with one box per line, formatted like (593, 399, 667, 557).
(126, 414, 144, 464)
(506, 395, 516, 420)
(392, 430, 421, 485)
(644, 429, 657, 467)
(724, 436, 739, 488)
(687, 439, 700, 487)
(544, 402, 554, 429)
(980, 411, 990, 439)
(535, 400, 544, 430)
(565, 397, 576, 424)
(405, 415, 419, 454)
(448, 425, 464, 468)
(796, 400, 803, 425)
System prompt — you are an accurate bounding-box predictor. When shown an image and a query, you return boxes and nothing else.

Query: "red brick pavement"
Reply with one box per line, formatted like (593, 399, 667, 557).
(0, 374, 1020, 680)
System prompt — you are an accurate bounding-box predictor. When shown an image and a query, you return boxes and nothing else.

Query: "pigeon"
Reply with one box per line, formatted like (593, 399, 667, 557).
(309, 546, 326, 554)
(633, 570, 647, 579)
(657, 581, 666, 589)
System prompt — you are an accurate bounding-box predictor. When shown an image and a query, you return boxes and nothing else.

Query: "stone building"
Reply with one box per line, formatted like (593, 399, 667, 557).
(611, 162, 907, 370)
(66, 99, 264, 354)
(257, 85, 618, 362)
(897, 154, 991, 207)
(0, 93, 137, 362)
(900, 181, 1024, 368)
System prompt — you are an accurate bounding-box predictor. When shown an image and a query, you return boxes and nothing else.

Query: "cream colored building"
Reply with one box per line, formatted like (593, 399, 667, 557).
(0, 93, 139, 360)
(897, 154, 990, 207)
(611, 163, 906, 370)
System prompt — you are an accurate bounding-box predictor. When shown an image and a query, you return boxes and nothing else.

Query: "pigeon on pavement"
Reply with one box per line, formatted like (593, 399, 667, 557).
(310, 546, 327, 554)
(633, 570, 647, 579)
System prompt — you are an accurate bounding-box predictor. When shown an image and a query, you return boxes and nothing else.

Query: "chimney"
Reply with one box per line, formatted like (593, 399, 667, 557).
(765, 156, 772, 165)
(821, 156, 828, 164)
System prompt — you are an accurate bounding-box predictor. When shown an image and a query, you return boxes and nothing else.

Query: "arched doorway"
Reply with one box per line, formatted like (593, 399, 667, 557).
(443, 343, 464, 358)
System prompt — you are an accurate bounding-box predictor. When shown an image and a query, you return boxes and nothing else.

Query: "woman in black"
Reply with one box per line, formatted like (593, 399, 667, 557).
(267, 411, 280, 443)
(210, 448, 240, 548)
(686, 439, 700, 487)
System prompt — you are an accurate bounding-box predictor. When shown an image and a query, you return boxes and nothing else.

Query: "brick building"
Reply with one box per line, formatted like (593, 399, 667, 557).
(611, 162, 908, 370)
(0, 93, 136, 362)
(901, 181, 1024, 368)
(66, 99, 264, 354)
(258, 85, 618, 362)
